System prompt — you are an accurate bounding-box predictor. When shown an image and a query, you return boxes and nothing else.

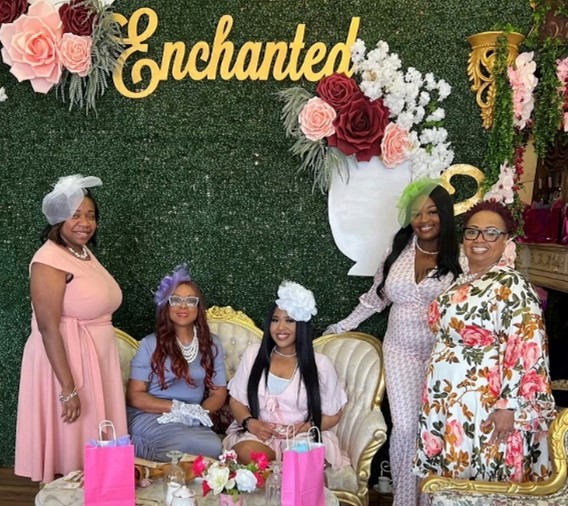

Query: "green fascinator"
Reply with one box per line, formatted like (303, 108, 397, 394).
(397, 177, 441, 227)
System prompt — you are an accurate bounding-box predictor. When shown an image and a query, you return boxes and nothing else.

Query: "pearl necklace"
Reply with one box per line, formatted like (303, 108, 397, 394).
(455, 263, 498, 286)
(177, 327, 199, 363)
(272, 348, 297, 358)
(67, 245, 89, 259)
(414, 237, 439, 255)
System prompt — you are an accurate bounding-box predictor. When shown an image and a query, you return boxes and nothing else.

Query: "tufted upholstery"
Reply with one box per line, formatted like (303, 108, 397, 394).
(115, 328, 139, 392)
(422, 408, 568, 505)
(314, 332, 388, 506)
(114, 313, 388, 506)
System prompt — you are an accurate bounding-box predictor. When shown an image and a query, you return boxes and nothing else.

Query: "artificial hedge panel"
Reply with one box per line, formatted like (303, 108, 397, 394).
(0, 0, 532, 465)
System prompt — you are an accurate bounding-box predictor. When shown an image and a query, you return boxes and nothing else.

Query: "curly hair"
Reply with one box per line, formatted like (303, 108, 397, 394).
(150, 280, 219, 390)
(462, 200, 516, 234)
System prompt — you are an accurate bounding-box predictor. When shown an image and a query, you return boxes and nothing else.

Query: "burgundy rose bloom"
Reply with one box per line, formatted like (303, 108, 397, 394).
(328, 92, 390, 162)
(0, 0, 28, 24)
(59, 0, 97, 36)
(316, 73, 360, 112)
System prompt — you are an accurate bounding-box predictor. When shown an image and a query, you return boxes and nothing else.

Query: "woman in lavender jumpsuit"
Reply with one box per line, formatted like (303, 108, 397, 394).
(326, 182, 463, 506)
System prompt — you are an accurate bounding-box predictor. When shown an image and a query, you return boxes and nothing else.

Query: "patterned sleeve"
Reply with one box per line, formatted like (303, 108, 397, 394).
(493, 270, 556, 432)
(316, 353, 347, 416)
(211, 335, 227, 387)
(337, 250, 391, 331)
(129, 334, 156, 383)
(227, 344, 260, 407)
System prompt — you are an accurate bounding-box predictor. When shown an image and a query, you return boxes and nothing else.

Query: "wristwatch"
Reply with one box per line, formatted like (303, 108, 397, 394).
(241, 416, 254, 431)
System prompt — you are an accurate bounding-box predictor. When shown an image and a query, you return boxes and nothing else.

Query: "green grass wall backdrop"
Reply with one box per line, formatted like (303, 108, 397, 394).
(0, 0, 532, 465)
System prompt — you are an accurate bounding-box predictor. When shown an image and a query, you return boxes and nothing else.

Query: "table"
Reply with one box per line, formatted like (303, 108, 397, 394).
(36, 476, 340, 505)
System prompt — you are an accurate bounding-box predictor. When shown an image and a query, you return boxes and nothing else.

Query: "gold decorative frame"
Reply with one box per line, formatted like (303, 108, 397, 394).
(467, 31, 524, 129)
(206, 305, 263, 337)
(440, 164, 485, 215)
(314, 332, 387, 506)
(421, 408, 568, 496)
(114, 327, 139, 350)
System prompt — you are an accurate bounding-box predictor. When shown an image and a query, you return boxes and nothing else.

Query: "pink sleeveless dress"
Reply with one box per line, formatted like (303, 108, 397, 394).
(15, 240, 127, 483)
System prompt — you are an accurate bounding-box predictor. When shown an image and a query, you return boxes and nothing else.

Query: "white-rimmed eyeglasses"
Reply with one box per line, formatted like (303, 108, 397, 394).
(168, 295, 199, 307)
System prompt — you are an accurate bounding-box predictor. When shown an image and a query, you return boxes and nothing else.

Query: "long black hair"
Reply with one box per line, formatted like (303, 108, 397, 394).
(246, 303, 322, 429)
(376, 185, 461, 298)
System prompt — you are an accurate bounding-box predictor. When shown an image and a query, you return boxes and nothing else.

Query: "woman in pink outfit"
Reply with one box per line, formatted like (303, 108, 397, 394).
(325, 179, 463, 506)
(15, 175, 127, 483)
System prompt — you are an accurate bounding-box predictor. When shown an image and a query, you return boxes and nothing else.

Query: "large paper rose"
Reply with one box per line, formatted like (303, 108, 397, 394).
(0, 0, 62, 93)
(459, 325, 494, 347)
(328, 93, 390, 162)
(381, 123, 414, 168)
(298, 97, 336, 141)
(0, 0, 28, 24)
(59, 33, 92, 76)
(59, 0, 97, 36)
(316, 73, 360, 111)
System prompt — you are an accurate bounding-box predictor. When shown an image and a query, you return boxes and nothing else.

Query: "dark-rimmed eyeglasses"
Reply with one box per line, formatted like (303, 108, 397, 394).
(463, 227, 506, 242)
(168, 295, 199, 307)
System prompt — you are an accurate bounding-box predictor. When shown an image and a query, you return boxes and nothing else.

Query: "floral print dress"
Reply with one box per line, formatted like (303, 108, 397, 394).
(413, 265, 556, 482)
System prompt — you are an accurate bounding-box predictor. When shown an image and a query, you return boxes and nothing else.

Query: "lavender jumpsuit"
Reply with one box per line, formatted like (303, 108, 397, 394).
(338, 238, 461, 506)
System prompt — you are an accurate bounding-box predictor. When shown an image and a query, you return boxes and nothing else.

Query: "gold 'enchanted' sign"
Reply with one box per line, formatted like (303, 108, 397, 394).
(113, 8, 360, 98)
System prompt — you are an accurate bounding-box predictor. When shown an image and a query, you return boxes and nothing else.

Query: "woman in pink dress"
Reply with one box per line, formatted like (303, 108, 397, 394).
(223, 281, 348, 469)
(15, 175, 127, 483)
(325, 179, 463, 506)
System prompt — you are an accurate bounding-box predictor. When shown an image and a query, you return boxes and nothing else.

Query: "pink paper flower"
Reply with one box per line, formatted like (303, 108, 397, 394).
(59, 33, 92, 76)
(0, 0, 62, 93)
(497, 239, 517, 268)
(380, 123, 413, 168)
(507, 52, 537, 130)
(298, 97, 337, 141)
(484, 162, 516, 205)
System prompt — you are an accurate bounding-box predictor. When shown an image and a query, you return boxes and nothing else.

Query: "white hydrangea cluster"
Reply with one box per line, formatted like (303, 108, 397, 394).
(351, 39, 454, 179)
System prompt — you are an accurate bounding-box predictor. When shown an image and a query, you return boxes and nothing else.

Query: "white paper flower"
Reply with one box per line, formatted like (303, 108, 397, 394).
(275, 281, 317, 322)
(205, 466, 233, 495)
(0, 87, 7, 102)
(235, 469, 257, 493)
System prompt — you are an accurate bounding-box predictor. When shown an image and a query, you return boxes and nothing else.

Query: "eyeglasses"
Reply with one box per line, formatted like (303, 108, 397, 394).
(168, 295, 199, 307)
(463, 227, 506, 242)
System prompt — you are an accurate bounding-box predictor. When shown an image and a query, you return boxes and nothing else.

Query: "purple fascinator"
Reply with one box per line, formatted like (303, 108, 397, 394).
(154, 264, 192, 308)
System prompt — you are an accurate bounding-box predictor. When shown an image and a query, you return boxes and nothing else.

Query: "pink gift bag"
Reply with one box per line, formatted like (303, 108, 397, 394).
(281, 426, 325, 506)
(84, 420, 135, 506)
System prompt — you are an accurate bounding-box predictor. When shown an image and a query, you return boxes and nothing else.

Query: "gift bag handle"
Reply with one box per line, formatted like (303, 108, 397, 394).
(284, 424, 296, 451)
(98, 420, 117, 445)
(307, 426, 322, 448)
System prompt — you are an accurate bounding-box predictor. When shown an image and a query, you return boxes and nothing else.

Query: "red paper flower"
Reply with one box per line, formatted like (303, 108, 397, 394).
(328, 93, 390, 162)
(0, 0, 28, 24)
(316, 73, 360, 111)
(59, 0, 97, 36)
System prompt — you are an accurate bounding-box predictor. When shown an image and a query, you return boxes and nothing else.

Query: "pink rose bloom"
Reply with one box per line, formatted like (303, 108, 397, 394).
(427, 301, 440, 328)
(504, 335, 522, 369)
(486, 366, 502, 398)
(380, 123, 413, 168)
(519, 370, 548, 399)
(504, 431, 524, 482)
(460, 325, 494, 347)
(521, 341, 541, 371)
(59, 33, 92, 76)
(451, 285, 470, 304)
(298, 97, 337, 141)
(422, 432, 443, 458)
(0, 0, 63, 93)
(445, 419, 465, 446)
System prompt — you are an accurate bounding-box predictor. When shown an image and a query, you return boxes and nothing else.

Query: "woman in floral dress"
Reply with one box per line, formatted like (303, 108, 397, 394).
(414, 200, 556, 482)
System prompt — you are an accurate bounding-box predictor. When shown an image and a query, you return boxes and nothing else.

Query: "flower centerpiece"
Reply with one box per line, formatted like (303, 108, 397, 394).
(279, 39, 454, 191)
(0, 0, 123, 113)
(192, 450, 270, 505)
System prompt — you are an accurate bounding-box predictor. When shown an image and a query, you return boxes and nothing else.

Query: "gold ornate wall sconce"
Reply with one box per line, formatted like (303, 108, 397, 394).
(467, 31, 525, 129)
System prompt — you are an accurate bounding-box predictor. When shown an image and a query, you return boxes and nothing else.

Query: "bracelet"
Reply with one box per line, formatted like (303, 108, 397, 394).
(241, 416, 254, 431)
(59, 388, 78, 403)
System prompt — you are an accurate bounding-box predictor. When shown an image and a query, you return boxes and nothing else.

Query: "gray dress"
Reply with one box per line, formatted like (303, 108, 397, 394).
(127, 333, 226, 461)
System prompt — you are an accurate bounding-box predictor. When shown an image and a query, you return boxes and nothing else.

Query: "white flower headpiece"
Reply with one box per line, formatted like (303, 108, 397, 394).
(275, 281, 317, 322)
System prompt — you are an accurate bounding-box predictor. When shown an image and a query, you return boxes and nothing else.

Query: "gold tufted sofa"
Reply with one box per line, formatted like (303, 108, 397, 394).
(115, 306, 388, 506)
(421, 408, 568, 505)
